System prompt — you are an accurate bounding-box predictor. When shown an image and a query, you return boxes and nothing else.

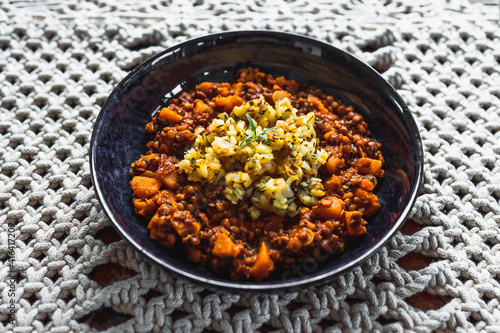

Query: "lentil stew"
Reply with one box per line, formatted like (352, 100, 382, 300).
(129, 68, 384, 282)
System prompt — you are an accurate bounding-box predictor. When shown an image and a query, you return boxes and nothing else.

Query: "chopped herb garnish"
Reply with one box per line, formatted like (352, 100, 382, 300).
(239, 114, 278, 150)
(243, 242, 255, 253)
(248, 113, 257, 133)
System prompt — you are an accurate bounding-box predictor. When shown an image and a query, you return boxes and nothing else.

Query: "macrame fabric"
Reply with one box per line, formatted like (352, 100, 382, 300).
(1, 0, 500, 332)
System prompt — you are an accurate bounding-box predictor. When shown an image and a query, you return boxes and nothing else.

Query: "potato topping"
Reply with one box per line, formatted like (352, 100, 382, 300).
(177, 97, 329, 218)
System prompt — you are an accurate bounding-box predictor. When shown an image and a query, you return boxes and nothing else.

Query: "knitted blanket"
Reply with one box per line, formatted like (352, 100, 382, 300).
(1, 0, 500, 332)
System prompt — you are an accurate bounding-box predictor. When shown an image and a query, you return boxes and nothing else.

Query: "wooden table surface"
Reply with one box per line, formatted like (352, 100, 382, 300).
(82, 220, 449, 330)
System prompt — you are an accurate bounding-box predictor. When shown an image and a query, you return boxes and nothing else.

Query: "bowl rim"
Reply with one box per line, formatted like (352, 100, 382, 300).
(90, 29, 424, 291)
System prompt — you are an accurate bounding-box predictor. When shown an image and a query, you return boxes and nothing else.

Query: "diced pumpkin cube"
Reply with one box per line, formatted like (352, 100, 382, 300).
(356, 158, 383, 177)
(250, 243, 274, 282)
(196, 81, 215, 94)
(133, 198, 157, 216)
(212, 232, 241, 258)
(156, 155, 178, 190)
(352, 188, 380, 217)
(213, 95, 244, 114)
(158, 106, 183, 123)
(130, 176, 162, 198)
(326, 156, 343, 174)
(194, 100, 212, 115)
(360, 178, 375, 191)
(156, 171, 177, 190)
(170, 211, 201, 239)
(307, 94, 328, 113)
(345, 211, 366, 237)
(313, 196, 344, 220)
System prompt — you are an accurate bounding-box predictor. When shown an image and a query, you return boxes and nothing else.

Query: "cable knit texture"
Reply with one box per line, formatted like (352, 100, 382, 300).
(1, 0, 500, 332)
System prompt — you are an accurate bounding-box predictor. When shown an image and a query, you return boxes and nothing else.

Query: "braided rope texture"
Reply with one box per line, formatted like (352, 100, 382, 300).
(1, 0, 499, 332)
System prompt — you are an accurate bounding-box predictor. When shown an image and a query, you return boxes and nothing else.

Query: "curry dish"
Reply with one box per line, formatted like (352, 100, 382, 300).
(130, 68, 384, 281)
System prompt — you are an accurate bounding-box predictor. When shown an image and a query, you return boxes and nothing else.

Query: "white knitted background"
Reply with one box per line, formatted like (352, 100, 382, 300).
(1, 0, 500, 332)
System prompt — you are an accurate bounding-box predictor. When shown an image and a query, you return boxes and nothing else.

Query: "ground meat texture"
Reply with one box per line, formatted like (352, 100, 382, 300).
(129, 68, 384, 282)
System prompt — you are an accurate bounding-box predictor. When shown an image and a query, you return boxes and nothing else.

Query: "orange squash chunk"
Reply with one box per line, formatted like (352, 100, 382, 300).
(356, 158, 383, 177)
(345, 211, 366, 237)
(213, 95, 243, 114)
(130, 176, 162, 198)
(133, 198, 157, 216)
(196, 81, 215, 94)
(313, 196, 345, 220)
(212, 232, 241, 258)
(158, 106, 183, 123)
(250, 243, 274, 282)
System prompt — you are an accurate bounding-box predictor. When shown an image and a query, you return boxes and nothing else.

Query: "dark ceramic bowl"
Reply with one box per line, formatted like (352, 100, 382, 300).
(90, 30, 423, 291)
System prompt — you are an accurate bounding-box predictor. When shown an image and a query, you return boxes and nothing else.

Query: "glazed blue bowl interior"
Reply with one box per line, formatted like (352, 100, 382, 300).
(90, 30, 423, 291)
